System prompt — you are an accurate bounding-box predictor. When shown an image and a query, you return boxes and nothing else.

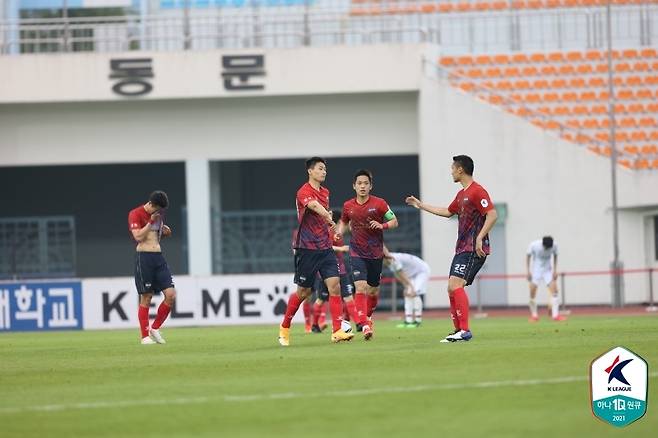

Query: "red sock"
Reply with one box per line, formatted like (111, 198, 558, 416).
(345, 299, 358, 322)
(302, 300, 311, 326)
(355, 293, 367, 324)
(319, 303, 327, 326)
(342, 302, 350, 321)
(151, 302, 171, 330)
(449, 295, 459, 330)
(281, 293, 303, 328)
(453, 287, 470, 331)
(138, 305, 150, 338)
(312, 302, 323, 326)
(329, 295, 343, 332)
(367, 294, 379, 318)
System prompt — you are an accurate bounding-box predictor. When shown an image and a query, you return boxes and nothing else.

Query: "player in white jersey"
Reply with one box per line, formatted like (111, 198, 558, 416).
(526, 236, 566, 322)
(383, 246, 431, 328)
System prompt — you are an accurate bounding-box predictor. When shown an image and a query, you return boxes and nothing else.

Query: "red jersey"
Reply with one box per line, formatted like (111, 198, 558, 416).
(448, 181, 494, 255)
(341, 195, 392, 259)
(294, 182, 332, 250)
(128, 205, 163, 242)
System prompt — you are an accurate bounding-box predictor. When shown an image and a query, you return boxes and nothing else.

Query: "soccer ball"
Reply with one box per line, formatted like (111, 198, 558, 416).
(340, 319, 353, 333)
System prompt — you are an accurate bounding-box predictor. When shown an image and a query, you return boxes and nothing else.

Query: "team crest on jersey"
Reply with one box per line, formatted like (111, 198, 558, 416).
(590, 346, 648, 427)
(481, 199, 489, 208)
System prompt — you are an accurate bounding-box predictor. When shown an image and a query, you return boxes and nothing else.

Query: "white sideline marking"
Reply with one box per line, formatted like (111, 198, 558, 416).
(2, 372, 656, 414)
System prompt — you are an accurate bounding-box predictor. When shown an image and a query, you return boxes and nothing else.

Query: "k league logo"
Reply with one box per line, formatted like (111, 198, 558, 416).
(590, 346, 648, 427)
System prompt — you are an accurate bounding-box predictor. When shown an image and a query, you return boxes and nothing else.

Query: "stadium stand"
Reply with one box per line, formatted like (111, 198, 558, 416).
(439, 48, 658, 170)
(350, 0, 658, 16)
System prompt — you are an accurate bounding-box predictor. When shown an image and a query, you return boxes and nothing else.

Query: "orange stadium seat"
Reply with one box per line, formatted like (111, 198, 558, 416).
(577, 64, 593, 75)
(566, 119, 581, 129)
(548, 52, 565, 63)
(591, 105, 607, 115)
(567, 51, 584, 62)
(543, 92, 559, 102)
(522, 66, 539, 76)
(562, 91, 578, 102)
(530, 53, 547, 63)
(492, 1, 508, 10)
(534, 79, 550, 88)
(627, 103, 645, 113)
(457, 55, 474, 66)
(504, 66, 521, 76)
(585, 50, 604, 62)
(493, 54, 510, 64)
(456, 3, 473, 12)
(541, 65, 558, 75)
(573, 105, 590, 116)
(554, 106, 571, 116)
(440, 57, 456, 67)
(569, 77, 586, 88)
(484, 67, 501, 77)
(551, 78, 567, 88)
(641, 48, 658, 58)
(622, 49, 639, 59)
(515, 79, 532, 89)
(513, 53, 529, 64)
(559, 65, 576, 75)
(642, 145, 658, 154)
(438, 3, 454, 13)
(636, 89, 653, 100)
(476, 55, 492, 65)
(588, 77, 605, 88)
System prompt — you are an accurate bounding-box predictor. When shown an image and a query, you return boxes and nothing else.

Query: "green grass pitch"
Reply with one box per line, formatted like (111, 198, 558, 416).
(1, 315, 656, 438)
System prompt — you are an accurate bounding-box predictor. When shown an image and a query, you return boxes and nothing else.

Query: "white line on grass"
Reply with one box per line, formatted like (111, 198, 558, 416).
(2, 372, 656, 414)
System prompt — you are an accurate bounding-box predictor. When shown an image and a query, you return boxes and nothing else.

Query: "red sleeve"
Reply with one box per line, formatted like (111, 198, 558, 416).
(128, 210, 144, 231)
(340, 201, 350, 223)
(448, 193, 460, 214)
(296, 186, 315, 209)
(473, 186, 494, 215)
(379, 199, 390, 219)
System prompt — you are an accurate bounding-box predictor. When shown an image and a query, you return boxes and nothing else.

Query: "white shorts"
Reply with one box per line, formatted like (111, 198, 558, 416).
(531, 269, 554, 287)
(410, 270, 430, 296)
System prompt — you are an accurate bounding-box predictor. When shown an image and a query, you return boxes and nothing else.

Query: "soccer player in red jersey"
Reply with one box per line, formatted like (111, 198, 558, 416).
(310, 227, 358, 333)
(127, 191, 176, 345)
(278, 157, 354, 346)
(406, 155, 497, 342)
(337, 169, 398, 340)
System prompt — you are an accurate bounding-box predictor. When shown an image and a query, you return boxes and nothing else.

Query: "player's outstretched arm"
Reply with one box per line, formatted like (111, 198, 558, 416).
(405, 196, 453, 218)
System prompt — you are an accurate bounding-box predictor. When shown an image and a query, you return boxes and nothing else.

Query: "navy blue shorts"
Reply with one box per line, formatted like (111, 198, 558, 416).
(449, 252, 487, 286)
(294, 248, 339, 288)
(351, 257, 383, 287)
(315, 273, 355, 301)
(135, 252, 174, 294)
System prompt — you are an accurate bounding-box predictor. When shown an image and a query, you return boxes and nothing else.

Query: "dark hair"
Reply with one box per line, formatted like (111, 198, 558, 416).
(149, 191, 169, 209)
(542, 236, 554, 249)
(452, 155, 474, 176)
(353, 169, 373, 183)
(306, 156, 327, 170)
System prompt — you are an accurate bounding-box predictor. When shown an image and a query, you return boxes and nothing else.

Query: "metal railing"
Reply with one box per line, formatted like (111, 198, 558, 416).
(0, 216, 76, 280)
(213, 206, 421, 274)
(1, 5, 656, 54)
